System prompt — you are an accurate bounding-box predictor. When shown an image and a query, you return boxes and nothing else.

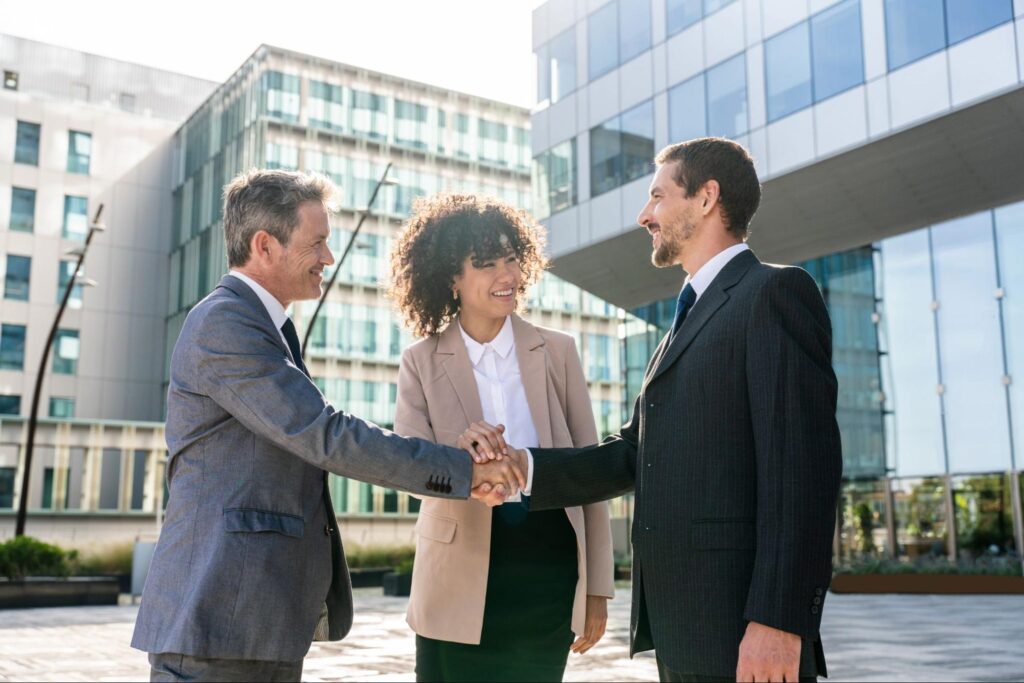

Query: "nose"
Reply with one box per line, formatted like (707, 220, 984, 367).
(322, 243, 335, 266)
(637, 201, 654, 229)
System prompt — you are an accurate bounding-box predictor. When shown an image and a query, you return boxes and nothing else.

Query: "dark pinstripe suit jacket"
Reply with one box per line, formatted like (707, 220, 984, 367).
(529, 249, 843, 678)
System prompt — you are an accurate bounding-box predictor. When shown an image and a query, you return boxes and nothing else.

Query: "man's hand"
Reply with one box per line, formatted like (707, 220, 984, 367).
(570, 595, 609, 655)
(470, 447, 528, 507)
(457, 421, 508, 463)
(736, 621, 801, 682)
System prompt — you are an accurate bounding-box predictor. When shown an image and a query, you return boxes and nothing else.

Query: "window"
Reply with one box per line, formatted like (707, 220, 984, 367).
(667, 0, 738, 37)
(63, 195, 89, 241)
(590, 99, 655, 197)
(0, 467, 15, 507)
(265, 143, 298, 171)
(98, 448, 121, 510)
(394, 100, 429, 150)
(884, 0, 1012, 71)
(309, 80, 345, 132)
(53, 329, 80, 375)
(478, 119, 508, 165)
(262, 71, 300, 123)
(119, 93, 136, 112)
(536, 27, 577, 105)
(588, 0, 652, 81)
(67, 130, 92, 174)
(4, 255, 30, 301)
(765, 22, 812, 122)
(58, 261, 84, 308)
(533, 139, 578, 219)
(706, 55, 748, 138)
(0, 324, 27, 370)
(49, 397, 74, 418)
(811, 0, 865, 103)
(351, 89, 389, 141)
(130, 450, 148, 510)
(10, 187, 36, 232)
(15, 121, 40, 166)
(0, 396, 20, 415)
(3, 70, 17, 90)
(668, 74, 707, 142)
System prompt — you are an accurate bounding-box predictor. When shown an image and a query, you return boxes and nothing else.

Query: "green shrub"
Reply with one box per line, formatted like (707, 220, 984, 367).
(73, 542, 133, 576)
(834, 556, 1022, 576)
(345, 544, 415, 569)
(394, 557, 415, 575)
(0, 536, 75, 581)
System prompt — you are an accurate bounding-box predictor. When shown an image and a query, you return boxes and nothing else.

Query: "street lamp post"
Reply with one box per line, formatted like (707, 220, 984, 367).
(300, 164, 396, 357)
(14, 205, 105, 537)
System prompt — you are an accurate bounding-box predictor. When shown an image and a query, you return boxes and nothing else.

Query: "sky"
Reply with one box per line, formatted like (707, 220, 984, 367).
(1, 0, 542, 108)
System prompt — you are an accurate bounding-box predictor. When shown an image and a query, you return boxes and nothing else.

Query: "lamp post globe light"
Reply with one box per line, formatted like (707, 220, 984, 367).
(14, 205, 105, 537)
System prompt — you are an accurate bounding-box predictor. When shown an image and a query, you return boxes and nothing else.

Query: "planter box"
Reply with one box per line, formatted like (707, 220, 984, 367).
(382, 572, 412, 597)
(830, 573, 1024, 595)
(349, 567, 390, 588)
(615, 565, 632, 581)
(0, 577, 121, 609)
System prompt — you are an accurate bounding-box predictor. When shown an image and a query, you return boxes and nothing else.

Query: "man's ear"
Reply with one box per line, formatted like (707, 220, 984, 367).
(701, 180, 721, 215)
(251, 230, 274, 263)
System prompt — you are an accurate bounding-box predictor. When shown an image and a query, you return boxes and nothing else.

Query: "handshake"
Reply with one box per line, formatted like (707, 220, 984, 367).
(462, 421, 528, 507)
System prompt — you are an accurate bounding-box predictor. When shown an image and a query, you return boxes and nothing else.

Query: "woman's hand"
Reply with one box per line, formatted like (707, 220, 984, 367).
(571, 595, 609, 655)
(457, 421, 508, 463)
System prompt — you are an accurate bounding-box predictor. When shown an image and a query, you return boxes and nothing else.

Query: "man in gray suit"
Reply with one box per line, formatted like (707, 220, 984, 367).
(131, 169, 523, 682)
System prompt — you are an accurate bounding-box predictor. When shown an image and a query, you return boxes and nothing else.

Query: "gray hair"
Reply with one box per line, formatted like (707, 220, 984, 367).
(223, 169, 338, 268)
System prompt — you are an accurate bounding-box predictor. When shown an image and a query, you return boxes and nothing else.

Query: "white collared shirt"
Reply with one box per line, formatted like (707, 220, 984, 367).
(684, 242, 750, 303)
(228, 270, 291, 353)
(459, 316, 539, 502)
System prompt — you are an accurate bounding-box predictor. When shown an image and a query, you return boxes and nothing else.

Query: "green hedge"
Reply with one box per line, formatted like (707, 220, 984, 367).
(0, 537, 75, 581)
(834, 557, 1022, 576)
(345, 544, 415, 569)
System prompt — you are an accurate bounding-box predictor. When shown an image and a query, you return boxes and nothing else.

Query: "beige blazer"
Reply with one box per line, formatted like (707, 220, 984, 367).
(394, 314, 615, 645)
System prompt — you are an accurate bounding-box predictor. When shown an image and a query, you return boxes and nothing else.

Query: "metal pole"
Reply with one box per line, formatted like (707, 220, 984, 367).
(944, 473, 958, 562)
(15, 205, 104, 537)
(301, 163, 393, 357)
(883, 475, 898, 559)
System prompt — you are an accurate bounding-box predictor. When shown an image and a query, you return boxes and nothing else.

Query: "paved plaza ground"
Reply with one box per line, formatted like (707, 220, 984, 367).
(0, 588, 1021, 682)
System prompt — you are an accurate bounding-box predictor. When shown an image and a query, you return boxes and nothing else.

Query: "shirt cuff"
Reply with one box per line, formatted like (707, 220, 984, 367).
(522, 448, 534, 496)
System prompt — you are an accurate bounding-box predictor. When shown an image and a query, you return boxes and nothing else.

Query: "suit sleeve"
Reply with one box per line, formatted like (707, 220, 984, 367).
(187, 304, 473, 498)
(742, 267, 843, 639)
(394, 349, 440, 501)
(562, 341, 615, 599)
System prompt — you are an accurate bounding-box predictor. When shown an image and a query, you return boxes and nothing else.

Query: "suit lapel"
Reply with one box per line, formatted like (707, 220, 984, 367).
(218, 274, 291, 358)
(644, 250, 759, 389)
(511, 315, 554, 448)
(435, 321, 485, 426)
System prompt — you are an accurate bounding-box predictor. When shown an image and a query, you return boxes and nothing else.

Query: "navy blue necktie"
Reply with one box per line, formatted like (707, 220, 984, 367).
(672, 283, 697, 336)
(280, 318, 309, 377)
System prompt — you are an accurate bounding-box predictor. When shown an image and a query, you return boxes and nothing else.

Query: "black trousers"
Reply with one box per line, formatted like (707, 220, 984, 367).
(149, 653, 303, 682)
(656, 656, 817, 682)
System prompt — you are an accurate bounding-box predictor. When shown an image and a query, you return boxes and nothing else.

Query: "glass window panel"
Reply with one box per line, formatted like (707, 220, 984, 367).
(837, 480, 891, 562)
(588, 1, 619, 80)
(994, 201, 1024, 470)
(98, 448, 121, 510)
(63, 195, 89, 241)
(945, 0, 1013, 45)
(533, 152, 553, 220)
(893, 477, 949, 559)
(14, 121, 40, 165)
(0, 397, 19, 416)
(590, 115, 622, 197)
(263, 71, 300, 123)
(703, 0, 737, 14)
(53, 328, 80, 375)
(4, 255, 31, 301)
(0, 324, 26, 370)
(669, 75, 707, 142)
(58, 260, 84, 308)
(549, 28, 578, 102)
(811, 0, 865, 103)
(351, 90, 389, 140)
(884, 0, 946, 71)
(394, 100, 430, 150)
(11, 187, 36, 232)
(931, 213, 1011, 472)
(308, 80, 345, 132)
(67, 130, 92, 174)
(49, 397, 74, 418)
(549, 139, 577, 214)
(953, 474, 1016, 557)
(131, 450, 148, 510)
(619, 0, 652, 65)
(536, 44, 551, 104)
(878, 229, 945, 476)
(706, 55, 748, 138)
(667, 0, 702, 36)
(620, 100, 655, 184)
(765, 22, 812, 122)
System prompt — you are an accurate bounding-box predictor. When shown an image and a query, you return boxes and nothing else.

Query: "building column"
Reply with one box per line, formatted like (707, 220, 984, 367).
(944, 474, 958, 561)
(883, 476, 898, 559)
(1011, 470, 1024, 577)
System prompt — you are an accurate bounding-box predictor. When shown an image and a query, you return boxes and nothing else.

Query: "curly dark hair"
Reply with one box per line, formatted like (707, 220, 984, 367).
(388, 192, 548, 338)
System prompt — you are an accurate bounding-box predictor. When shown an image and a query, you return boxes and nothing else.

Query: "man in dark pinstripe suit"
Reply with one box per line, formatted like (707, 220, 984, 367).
(473, 138, 842, 682)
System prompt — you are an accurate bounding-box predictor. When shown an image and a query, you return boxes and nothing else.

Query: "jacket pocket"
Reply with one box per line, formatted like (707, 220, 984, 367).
(223, 507, 305, 538)
(690, 518, 755, 550)
(415, 512, 457, 544)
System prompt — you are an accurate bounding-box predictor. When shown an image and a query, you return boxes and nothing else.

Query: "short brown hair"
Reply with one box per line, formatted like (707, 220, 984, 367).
(389, 193, 548, 338)
(222, 169, 337, 268)
(655, 138, 761, 239)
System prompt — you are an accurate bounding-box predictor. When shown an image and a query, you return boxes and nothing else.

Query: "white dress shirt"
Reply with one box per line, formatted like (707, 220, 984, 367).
(520, 243, 750, 497)
(459, 316, 539, 502)
(229, 270, 290, 352)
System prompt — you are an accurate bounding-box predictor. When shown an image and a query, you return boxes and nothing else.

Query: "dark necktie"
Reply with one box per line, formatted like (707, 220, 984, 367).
(672, 283, 697, 336)
(280, 317, 309, 377)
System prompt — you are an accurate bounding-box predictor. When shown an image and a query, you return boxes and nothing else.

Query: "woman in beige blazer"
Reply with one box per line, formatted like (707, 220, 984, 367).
(389, 193, 615, 682)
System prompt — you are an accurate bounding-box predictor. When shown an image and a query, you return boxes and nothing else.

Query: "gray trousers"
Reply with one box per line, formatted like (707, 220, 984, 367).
(149, 653, 303, 682)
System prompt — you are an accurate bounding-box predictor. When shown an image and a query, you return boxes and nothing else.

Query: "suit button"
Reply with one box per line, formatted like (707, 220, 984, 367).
(648, 403, 654, 408)
(324, 525, 332, 536)
(813, 596, 822, 605)
(444, 485, 452, 494)
(811, 606, 819, 615)
(647, 463, 652, 468)
(815, 588, 824, 596)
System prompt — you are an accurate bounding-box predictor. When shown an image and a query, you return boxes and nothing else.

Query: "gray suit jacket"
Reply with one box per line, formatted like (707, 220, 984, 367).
(131, 275, 472, 661)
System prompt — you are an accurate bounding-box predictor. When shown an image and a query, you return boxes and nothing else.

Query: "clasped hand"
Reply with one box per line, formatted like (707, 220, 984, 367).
(462, 421, 526, 507)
